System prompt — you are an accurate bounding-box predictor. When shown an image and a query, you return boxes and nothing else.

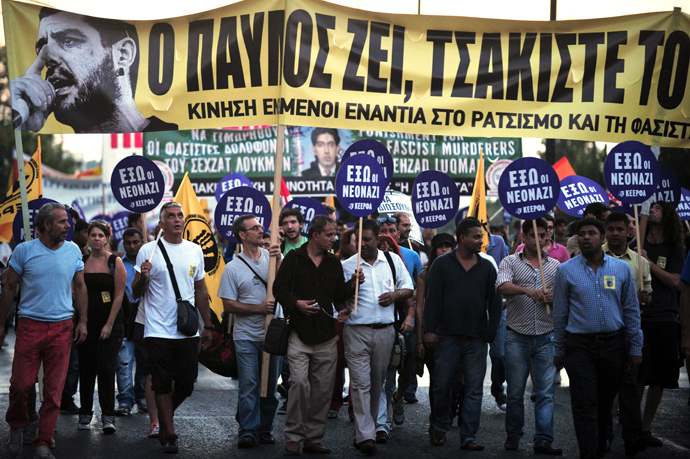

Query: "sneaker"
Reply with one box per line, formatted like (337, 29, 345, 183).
(534, 442, 563, 455)
(5, 427, 23, 457)
(237, 436, 256, 448)
(430, 430, 446, 446)
(148, 422, 160, 438)
(101, 415, 116, 434)
(33, 445, 54, 459)
(375, 430, 388, 444)
(643, 431, 662, 447)
(163, 434, 178, 454)
(505, 435, 520, 450)
(59, 400, 80, 415)
(404, 394, 418, 404)
(136, 400, 148, 413)
(496, 394, 507, 411)
(277, 401, 288, 415)
(77, 415, 92, 430)
(327, 409, 338, 419)
(392, 396, 405, 425)
(258, 432, 276, 444)
(115, 405, 132, 416)
(23, 415, 39, 445)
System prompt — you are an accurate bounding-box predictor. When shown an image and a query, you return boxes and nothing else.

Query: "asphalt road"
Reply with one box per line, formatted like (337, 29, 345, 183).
(1, 330, 689, 459)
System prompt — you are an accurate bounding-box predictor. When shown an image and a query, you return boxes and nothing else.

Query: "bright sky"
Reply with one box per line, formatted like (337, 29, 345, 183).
(1, 0, 688, 162)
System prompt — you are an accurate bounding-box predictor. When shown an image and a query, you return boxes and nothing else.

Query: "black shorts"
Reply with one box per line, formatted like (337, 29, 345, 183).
(637, 320, 680, 389)
(132, 323, 150, 376)
(145, 336, 199, 396)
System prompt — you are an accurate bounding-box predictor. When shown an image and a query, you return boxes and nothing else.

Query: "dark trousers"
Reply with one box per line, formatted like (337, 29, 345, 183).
(61, 342, 79, 404)
(564, 331, 626, 459)
(77, 325, 124, 417)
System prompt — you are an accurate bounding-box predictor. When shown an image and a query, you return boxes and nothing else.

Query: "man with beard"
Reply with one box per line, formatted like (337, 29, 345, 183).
(11, 8, 177, 133)
(0, 202, 88, 459)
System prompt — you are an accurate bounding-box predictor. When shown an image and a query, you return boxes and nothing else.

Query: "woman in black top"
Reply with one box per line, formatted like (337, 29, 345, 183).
(76, 221, 126, 434)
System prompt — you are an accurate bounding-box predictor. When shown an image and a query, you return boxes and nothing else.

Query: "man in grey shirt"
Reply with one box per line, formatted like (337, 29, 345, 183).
(217, 214, 282, 449)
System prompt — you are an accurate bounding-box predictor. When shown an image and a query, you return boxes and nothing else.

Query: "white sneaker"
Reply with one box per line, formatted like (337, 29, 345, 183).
(77, 414, 92, 430)
(102, 415, 116, 434)
(33, 445, 54, 459)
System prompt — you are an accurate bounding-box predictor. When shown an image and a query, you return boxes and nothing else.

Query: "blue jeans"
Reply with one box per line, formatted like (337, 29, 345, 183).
(489, 319, 506, 399)
(504, 330, 556, 445)
(116, 339, 134, 407)
(432, 335, 487, 445)
(235, 340, 281, 441)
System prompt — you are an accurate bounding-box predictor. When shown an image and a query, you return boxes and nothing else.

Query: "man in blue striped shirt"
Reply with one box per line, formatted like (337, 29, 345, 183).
(553, 218, 643, 459)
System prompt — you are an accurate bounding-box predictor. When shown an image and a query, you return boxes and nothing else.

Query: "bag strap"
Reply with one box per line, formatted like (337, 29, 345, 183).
(107, 254, 117, 275)
(383, 251, 405, 324)
(157, 240, 182, 302)
(237, 254, 268, 289)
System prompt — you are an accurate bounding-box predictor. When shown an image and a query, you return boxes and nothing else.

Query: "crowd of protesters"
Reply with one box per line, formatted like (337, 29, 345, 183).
(1, 201, 689, 458)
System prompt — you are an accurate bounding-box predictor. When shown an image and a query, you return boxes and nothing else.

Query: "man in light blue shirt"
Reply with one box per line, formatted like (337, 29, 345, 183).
(553, 218, 643, 459)
(0, 202, 87, 458)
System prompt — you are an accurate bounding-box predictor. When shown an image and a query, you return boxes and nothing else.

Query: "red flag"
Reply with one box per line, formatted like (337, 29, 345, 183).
(280, 177, 292, 206)
(553, 157, 576, 180)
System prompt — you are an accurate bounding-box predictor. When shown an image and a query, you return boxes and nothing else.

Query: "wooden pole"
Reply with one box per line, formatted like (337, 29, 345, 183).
(14, 132, 32, 242)
(353, 217, 363, 314)
(685, 220, 690, 233)
(533, 220, 550, 314)
(260, 125, 285, 397)
(633, 204, 645, 292)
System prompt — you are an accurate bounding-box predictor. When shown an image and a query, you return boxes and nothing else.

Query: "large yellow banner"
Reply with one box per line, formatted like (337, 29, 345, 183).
(4, 0, 690, 146)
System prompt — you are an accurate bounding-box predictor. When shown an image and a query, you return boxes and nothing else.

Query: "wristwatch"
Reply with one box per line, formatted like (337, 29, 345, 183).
(204, 325, 214, 331)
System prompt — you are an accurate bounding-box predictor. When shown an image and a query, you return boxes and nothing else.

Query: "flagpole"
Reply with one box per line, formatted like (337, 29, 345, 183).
(261, 125, 285, 397)
(353, 217, 363, 314)
(633, 204, 645, 294)
(532, 219, 550, 314)
(14, 132, 32, 242)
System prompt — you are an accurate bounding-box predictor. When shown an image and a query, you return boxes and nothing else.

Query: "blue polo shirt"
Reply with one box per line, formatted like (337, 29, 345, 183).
(122, 253, 140, 304)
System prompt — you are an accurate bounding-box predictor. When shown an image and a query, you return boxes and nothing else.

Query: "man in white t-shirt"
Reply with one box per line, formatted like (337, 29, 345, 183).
(132, 202, 213, 454)
(217, 214, 282, 449)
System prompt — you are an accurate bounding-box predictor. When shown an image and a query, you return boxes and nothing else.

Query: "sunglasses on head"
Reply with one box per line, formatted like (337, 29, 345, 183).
(379, 216, 397, 224)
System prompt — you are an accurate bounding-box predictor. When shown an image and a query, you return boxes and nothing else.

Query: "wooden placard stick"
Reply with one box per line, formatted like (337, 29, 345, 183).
(633, 204, 645, 292)
(260, 125, 285, 397)
(353, 217, 363, 314)
(533, 219, 550, 315)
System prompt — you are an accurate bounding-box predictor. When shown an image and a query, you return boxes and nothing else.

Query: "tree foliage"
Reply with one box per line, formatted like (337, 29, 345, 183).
(539, 139, 608, 188)
(0, 46, 79, 195)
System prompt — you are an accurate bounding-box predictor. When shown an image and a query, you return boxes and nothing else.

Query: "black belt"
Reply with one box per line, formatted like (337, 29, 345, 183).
(357, 323, 394, 329)
(569, 329, 624, 343)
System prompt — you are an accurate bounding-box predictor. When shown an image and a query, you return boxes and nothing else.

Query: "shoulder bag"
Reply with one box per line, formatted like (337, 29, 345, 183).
(158, 240, 199, 337)
(238, 254, 291, 356)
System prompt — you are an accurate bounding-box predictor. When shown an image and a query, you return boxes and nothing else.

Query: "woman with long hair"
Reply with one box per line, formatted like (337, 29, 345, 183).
(336, 227, 356, 261)
(76, 221, 127, 434)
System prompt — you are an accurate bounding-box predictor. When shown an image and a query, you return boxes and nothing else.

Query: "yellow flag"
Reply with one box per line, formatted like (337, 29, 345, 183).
(174, 173, 225, 320)
(0, 143, 43, 242)
(467, 149, 490, 254)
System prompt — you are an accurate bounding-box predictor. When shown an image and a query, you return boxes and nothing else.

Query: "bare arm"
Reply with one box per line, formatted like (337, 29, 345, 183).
(497, 281, 546, 302)
(72, 271, 88, 345)
(131, 259, 152, 299)
(101, 258, 127, 340)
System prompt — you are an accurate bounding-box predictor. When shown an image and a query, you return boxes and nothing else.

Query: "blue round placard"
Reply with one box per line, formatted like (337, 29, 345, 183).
(215, 186, 272, 244)
(283, 197, 329, 238)
(13, 199, 73, 244)
(336, 155, 387, 218)
(649, 165, 681, 210)
(215, 173, 253, 202)
(557, 176, 609, 217)
(498, 157, 560, 220)
(678, 188, 690, 221)
(110, 211, 132, 243)
(604, 141, 659, 205)
(341, 139, 394, 187)
(111, 156, 165, 212)
(412, 171, 460, 229)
